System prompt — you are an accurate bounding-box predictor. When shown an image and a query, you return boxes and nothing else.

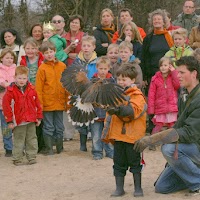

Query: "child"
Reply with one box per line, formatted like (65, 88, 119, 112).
(90, 56, 114, 160)
(20, 37, 44, 85)
(0, 48, 16, 157)
(112, 41, 143, 89)
(165, 28, 193, 67)
(43, 22, 68, 62)
(148, 57, 180, 141)
(117, 21, 143, 60)
(106, 43, 119, 73)
(72, 35, 98, 151)
(102, 62, 146, 197)
(35, 41, 69, 155)
(20, 37, 45, 153)
(2, 66, 42, 165)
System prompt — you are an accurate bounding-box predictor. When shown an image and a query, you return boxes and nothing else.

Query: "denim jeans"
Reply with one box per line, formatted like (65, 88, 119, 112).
(90, 121, 113, 158)
(43, 111, 64, 139)
(0, 110, 13, 151)
(155, 143, 200, 193)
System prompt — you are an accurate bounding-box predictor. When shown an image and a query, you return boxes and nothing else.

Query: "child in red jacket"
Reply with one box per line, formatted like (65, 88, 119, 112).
(148, 57, 180, 144)
(2, 66, 43, 166)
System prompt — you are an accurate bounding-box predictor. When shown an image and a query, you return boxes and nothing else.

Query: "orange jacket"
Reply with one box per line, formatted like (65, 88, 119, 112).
(103, 85, 146, 144)
(112, 26, 146, 43)
(35, 60, 70, 111)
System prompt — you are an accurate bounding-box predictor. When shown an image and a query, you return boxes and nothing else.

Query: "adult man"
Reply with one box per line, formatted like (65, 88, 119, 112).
(134, 56, 200, 196)
(112, 8, 146, 43)
(173, 0, 199, 35)
(51, 15, 66, 37)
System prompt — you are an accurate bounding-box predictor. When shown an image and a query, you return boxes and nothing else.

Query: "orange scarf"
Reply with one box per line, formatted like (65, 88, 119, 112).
(154, 29, 174, 47)
(102, 23, 115, 42)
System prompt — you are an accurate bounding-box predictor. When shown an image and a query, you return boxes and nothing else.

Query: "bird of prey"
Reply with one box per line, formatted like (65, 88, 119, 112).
(60, 61, 126, 126)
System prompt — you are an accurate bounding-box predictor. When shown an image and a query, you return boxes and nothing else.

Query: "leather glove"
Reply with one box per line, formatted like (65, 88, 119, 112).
(134, 128, 179, 152)
(107, 107, 119, 115)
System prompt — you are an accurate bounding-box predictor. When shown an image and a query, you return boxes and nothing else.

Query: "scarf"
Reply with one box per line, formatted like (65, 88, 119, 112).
(154, 29, 174, 48)
(101, 23, 115, 42)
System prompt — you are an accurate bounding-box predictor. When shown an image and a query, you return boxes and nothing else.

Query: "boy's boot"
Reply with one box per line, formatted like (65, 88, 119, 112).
(80, 134, 87, 151)
(56, 137, 63, 154)
(133, 173, 144, 197)
(111, 176, 125, 197)
(43, 134, 54, 155)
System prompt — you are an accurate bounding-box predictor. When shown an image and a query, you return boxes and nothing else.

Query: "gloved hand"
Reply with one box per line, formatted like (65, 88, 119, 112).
(106, 107, 119, 115)
(134, 128, 179, 152)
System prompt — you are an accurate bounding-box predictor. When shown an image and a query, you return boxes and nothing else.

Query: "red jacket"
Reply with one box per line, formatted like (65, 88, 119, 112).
(2, 82, 43, 125)
(148, 70, 180, 115)
(112, 26, 146, 43)
(20, 52, 44, 67)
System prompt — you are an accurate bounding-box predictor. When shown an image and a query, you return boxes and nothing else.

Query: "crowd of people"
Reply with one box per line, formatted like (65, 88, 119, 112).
(0, 0, 200, 198)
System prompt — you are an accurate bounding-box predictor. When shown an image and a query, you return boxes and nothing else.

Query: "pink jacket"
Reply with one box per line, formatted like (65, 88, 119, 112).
(148, 70, 180, 115)
(0, 63, 16, 109)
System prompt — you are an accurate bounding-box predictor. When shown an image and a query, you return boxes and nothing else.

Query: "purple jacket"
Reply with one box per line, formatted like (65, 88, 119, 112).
(148, 70, 180, 115)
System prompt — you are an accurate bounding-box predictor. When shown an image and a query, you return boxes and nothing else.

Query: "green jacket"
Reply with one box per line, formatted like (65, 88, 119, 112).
(49, 34, 68, 62)
(174, 84, 200, 151)
(165, 45, 193, 67)
(173, 12, 199, 35)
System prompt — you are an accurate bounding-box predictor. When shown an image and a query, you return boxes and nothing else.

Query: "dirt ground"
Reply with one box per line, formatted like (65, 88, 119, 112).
(0, 132, 199, 200)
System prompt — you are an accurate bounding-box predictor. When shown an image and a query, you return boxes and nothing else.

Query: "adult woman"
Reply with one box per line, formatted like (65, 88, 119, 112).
(189, 19, 200, 49)
(93, 8, 115, 57)
(141, 9, 174, 135)
(29, 24, 43, 47)
(64, 15, 85, 66)
(141, 9, 174, 88)
(0, 28, 25, 65)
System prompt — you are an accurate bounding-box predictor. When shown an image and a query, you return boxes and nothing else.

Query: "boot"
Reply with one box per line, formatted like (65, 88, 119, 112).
(111, 176, 125, 197)
(80, 134, 87, 151)
(133, 173, 143, 197)
(56, 138, 63, 154)
(43, 134, 54, 155)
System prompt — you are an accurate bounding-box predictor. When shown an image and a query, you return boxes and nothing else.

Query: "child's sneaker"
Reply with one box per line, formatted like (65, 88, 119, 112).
(93, 156, 102, 160)
(5, 150, 12, 157)
(28, 159, 37, 165)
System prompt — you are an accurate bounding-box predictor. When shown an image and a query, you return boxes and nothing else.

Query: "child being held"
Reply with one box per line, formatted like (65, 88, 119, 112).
(165, 28, 193, 67)
(148, 57, 180, 138)
(2, 66, 42, 165)
(102, 62, 146, 197)
(90, 56, 114, 160)
(0, 48, 16, 157)
(43, 22, 68, 62)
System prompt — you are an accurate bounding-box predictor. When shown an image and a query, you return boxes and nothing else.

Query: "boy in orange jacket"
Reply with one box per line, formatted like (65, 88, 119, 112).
(35, 41, 69, 155)
(102, 62, 146, 197)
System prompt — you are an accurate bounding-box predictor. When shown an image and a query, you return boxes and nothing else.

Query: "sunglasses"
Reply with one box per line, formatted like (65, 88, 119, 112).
(52, 20, 64, 24)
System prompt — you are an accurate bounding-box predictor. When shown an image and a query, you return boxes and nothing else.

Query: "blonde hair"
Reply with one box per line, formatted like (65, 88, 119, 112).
(148, 9, 167, 33)
(0, 48, 16, 64)
(119, 21, 143, 44)
(107, 43, 119, 53)
(96, 56, 111, 68)
(24, 37, 38, 48)
(172, 28, 188, 39)
(100, 8, 114, 25)
(119, 41, 133, 52)
(81, 35, 96, 46)
(15, 66, 29, 76)
(159, 57, 173, 67)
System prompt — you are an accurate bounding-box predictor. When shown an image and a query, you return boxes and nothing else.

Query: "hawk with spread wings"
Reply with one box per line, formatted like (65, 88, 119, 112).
(60, 61, 126, 126)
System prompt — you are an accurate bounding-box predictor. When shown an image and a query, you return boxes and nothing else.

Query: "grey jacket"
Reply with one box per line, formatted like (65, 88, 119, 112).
(173, 12, 199, 35)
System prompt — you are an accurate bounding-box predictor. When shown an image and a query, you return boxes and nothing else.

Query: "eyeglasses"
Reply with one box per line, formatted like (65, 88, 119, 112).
(52, 20, 64, 24)
(184, 6, 194, 9)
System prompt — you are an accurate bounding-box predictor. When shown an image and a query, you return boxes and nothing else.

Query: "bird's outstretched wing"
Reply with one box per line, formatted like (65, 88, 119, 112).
(61, 61, 90, 96)
(81, 78, 125, 108)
